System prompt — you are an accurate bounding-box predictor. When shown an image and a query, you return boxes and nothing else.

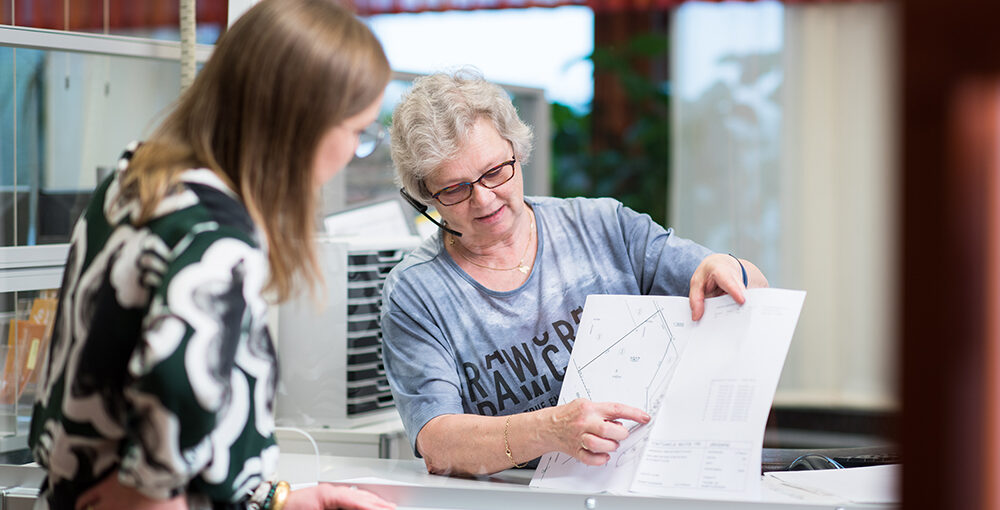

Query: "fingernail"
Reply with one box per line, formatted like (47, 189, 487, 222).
(643, 413, 651, 421)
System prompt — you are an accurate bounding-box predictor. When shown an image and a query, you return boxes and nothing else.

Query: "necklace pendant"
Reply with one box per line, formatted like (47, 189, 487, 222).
(517, 264, 530, 274)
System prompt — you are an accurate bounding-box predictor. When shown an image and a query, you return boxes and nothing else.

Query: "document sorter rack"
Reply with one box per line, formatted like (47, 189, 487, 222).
(275, 235, 422, 428)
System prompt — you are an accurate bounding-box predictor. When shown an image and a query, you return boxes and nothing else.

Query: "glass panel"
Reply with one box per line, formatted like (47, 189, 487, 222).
(337, 78, 410, 210)
(0, 288, 57, 450)
(15, 48, 43, 247)
(672, 1, 899, 450)
(367, 6, 594, 110)
(0, 46, 15, 247)
(672, 1, 784, 273)
(1, 47, 181, 247)
(0, 47, 34, 247)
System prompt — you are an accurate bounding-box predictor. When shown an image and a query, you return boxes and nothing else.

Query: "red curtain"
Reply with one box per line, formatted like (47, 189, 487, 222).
(5, 0, 227, 31)
(0, 0, 875, 28)
(351, 0, 877, 15)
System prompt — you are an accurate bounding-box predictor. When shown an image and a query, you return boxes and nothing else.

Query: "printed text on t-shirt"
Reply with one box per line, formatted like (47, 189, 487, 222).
(462, 306, 584, 415)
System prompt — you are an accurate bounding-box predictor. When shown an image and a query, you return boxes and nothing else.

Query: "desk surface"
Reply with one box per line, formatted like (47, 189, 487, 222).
(0, 453, 897, 509)
(277, 453, 898, 510)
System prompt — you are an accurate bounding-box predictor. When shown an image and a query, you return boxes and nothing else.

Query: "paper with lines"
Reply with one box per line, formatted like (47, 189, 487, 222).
(530, 288, 805, 501)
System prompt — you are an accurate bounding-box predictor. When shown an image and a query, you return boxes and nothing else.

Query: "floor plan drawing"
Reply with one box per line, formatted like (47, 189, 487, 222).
(573, 303, 684, 417)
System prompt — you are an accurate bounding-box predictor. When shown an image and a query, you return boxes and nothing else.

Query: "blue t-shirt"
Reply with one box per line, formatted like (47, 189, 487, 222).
(380, 196, 712, 454)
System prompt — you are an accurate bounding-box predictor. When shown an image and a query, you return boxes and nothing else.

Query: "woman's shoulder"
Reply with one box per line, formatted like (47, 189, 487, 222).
(529, 195, 622, 209)
(390, 233, 445, 272)
(177, 169, 257, 239)
(109, 147, 258, 250)
(382, 234, 448, 300)
(528, 195, 625, 222)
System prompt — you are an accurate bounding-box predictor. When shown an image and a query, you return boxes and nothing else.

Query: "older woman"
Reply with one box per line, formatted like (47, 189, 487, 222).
(382, 70, 767, 477)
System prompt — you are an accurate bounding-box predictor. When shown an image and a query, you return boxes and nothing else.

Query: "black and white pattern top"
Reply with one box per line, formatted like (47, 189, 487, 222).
(29, 144, 279, 509)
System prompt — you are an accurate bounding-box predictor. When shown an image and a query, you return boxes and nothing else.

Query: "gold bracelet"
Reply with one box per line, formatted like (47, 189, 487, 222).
(504, 415, 528, 468)
(269, 480, 291, 510)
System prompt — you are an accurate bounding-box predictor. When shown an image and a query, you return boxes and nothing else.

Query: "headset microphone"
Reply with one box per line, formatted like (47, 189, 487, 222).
(399, 188, 463, 238)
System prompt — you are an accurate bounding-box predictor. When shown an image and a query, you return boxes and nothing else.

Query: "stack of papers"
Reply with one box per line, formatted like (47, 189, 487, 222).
(764, 464, 901, 504)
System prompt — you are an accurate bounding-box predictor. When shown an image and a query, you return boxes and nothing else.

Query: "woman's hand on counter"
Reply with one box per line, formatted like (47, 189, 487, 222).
(284, 483, 396, 510)
(74, 471, 186, 510)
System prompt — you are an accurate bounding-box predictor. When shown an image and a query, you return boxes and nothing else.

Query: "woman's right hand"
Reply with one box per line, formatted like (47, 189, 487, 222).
(283, 483, 395, 510)
(544, 398, 651, 466)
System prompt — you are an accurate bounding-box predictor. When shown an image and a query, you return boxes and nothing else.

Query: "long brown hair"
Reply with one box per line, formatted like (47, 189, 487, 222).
(123, 0, 390, 302)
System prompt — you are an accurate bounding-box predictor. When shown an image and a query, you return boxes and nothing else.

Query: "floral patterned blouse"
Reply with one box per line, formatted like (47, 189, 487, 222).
(29, 145, 278, 509)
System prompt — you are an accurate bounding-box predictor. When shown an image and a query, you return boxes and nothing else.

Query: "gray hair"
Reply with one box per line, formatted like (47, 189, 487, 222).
(390, 68, 534, 203)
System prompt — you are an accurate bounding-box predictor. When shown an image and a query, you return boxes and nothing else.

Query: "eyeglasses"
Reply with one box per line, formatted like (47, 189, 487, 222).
(431, 155, 517, 206)
(355, 122, 385, 159)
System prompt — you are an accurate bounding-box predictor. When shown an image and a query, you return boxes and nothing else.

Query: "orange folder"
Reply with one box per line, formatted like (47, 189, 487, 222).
(1, 295, 57, 405)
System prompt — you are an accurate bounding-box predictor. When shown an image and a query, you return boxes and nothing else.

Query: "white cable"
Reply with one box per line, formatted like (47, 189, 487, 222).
(274, 426, 322, 488)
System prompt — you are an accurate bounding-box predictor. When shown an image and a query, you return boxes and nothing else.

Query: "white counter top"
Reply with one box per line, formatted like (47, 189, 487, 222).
(0, 452, 898, 509)
(275, 453, 898, 510)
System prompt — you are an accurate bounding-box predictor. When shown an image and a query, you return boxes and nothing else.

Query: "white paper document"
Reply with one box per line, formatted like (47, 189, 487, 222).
(765, 464, 901, 504)
(530, 288, 806, 500)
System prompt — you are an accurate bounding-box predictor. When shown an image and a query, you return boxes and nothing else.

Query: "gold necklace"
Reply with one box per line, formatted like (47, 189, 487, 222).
(455, 210, 535, 274)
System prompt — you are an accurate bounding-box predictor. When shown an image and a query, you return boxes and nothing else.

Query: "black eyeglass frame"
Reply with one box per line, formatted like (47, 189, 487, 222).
(430, 155, 517, 206)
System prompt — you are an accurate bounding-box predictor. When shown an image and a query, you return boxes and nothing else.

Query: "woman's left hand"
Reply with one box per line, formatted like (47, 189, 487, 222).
(688, 254, 768, 321)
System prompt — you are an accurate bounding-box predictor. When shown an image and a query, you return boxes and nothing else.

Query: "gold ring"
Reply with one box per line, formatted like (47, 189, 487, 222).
(580, 441, 588, 451)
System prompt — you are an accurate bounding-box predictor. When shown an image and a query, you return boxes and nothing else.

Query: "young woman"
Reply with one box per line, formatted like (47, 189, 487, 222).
(29, 1, 395, 509)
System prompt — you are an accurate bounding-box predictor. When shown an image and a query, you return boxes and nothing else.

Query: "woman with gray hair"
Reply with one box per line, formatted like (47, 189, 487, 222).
(381, 69, 768, 476)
